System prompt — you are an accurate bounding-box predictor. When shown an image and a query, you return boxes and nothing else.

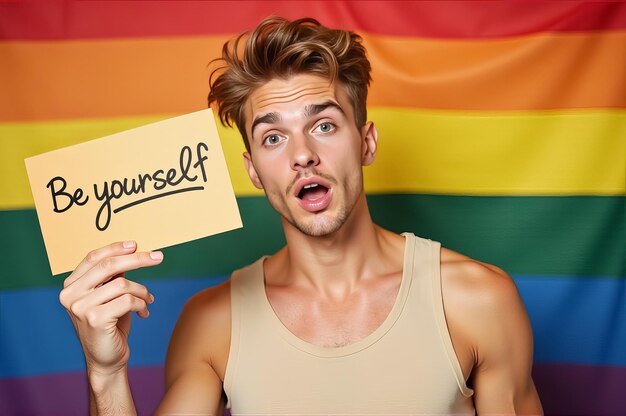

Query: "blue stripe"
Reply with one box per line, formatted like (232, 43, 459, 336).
(512, 274, 626, 366)
(0, 276, 229, 378)
(0, 274, 624, 378)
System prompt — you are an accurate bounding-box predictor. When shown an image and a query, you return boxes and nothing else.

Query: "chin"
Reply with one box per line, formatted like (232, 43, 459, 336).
(289, 207, 350, 237)
(295, 221, 342, 237)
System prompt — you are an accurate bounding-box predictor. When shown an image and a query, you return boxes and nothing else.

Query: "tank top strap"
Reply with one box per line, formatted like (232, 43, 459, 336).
(424, 238, 474, 397)
(224, 256, 267, 400)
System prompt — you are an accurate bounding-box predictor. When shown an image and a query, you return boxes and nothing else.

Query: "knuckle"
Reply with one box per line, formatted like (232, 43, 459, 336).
(99, 257, 116, 271)
(85, 249, 99, 264)
(59, 290, 69, 308)
(114, 277, 129, 290)
(69, 302, 82, 318)
(85, 310, 99, 327)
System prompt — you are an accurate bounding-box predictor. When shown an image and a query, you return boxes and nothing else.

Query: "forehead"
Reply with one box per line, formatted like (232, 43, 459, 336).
(245, 74, 349, 131)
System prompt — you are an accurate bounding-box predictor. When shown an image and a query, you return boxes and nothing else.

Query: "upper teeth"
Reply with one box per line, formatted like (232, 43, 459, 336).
(303, 184, 319, 189)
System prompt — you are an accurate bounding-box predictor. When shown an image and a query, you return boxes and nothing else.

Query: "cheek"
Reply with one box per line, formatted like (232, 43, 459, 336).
(334, 140, 363, 167)
(254, 159, 284, 187)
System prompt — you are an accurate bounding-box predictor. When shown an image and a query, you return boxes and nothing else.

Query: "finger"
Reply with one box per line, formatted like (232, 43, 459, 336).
(61, 251, 163, 306)
(64, 241, 138, 288)
(77, 251, 163, 294)
(96, 293, 150, 326)
(69, 277, 154, 319)
(87, 294, 150, 328)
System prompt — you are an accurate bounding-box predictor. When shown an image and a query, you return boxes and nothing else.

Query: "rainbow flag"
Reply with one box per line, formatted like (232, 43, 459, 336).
(1, 2, 624, 414)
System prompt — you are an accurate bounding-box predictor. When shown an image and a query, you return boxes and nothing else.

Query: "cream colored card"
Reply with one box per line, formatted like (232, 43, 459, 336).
(25, 109, 242, 275)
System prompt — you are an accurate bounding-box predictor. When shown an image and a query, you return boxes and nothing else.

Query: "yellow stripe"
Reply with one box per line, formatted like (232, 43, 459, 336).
(366, 108, 626, 195)
(1, 109, 624, 209)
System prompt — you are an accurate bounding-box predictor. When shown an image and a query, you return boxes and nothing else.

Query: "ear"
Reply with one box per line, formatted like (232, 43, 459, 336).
(243, 152, 264, 189)
(361, 121, 378, 166)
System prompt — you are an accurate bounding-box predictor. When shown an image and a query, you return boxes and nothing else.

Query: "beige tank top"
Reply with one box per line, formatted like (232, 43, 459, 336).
(224, 233, 475, 414)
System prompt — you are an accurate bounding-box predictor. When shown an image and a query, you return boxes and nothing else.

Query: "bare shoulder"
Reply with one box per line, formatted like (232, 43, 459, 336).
(165, 278, 232, 384)
(439, 249, 542, 412)
(441, 248, 519, 312)
(440, 247, 533, 370)
(184, 278, 232, 329)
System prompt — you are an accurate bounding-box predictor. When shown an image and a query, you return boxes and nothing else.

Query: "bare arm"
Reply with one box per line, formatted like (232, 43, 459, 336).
(59, 241, 161, 415)
(88, 369, 136, 415)
(156, 283, 231, 415)
(472, 269, 542, 414)
(444, 260, 543, 415)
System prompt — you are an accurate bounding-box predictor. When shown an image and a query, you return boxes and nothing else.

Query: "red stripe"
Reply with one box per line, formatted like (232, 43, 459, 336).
(2, 1, 625, 40)
(1, 363, 625, 414)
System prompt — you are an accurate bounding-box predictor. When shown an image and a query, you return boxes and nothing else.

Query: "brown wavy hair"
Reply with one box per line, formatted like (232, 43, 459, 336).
(207, 17, 372, 152)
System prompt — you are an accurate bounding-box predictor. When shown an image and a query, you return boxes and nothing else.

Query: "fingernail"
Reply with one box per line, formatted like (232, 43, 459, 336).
(149, 251, 163, 261)
(149, 294, 155, 304)
(123, 241, 135, 249)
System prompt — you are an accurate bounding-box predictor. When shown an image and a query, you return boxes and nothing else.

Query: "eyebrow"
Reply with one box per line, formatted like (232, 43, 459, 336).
(304, 100, 344, 118)
(250, 112, 282, 138)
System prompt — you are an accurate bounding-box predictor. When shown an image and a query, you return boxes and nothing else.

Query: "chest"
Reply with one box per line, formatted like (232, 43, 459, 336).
(265, 274, 402, 348)
(227, 272, 476, 414)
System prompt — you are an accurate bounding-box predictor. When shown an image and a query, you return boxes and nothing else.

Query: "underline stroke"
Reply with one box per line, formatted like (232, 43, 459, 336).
(113, 186, 205, 213)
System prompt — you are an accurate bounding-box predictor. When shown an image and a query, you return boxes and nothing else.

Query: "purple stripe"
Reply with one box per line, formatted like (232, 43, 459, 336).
(533, 363, 626, 414)
(1, 364, 624, 414)
(0, 367, 164, 416)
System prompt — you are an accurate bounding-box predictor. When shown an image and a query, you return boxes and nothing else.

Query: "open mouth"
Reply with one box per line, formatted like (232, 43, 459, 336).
(294, 179, 333, 212)
(297, 183, 329, 201)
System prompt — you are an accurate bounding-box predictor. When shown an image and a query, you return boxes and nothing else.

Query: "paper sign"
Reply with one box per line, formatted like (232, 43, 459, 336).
(25, 109, 242, 275)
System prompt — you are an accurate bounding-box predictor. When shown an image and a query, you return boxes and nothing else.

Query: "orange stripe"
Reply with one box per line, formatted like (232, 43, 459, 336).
(1, 31, 624, 122)
(0, 36, 229, 122)
(367, 31, 626, 111)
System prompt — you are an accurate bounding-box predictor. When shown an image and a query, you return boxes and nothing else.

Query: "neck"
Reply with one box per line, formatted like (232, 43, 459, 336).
(276, 193, 403, 299)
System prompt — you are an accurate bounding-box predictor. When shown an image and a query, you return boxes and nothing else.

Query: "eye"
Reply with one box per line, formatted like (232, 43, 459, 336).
(313, 122, 336, 134)
(263, 134, 284, 146)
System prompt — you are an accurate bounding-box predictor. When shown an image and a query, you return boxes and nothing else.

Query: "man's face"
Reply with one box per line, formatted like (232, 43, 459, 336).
(243, 73, 377, 237)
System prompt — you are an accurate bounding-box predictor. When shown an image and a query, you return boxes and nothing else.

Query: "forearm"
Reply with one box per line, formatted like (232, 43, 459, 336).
(59, 242, 158, 415)
(88, 368, 137, 416)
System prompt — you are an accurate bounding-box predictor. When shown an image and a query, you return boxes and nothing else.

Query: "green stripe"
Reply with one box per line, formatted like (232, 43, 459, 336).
(0, 195, 623, 290)
(368, 194, 624, 278)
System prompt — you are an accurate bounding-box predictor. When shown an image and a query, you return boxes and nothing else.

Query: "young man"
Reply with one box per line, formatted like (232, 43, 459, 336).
(59, 17, 543, 415)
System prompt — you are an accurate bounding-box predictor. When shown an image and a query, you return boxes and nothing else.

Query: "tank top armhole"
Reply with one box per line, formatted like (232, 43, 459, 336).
(430, 241, 475, 398)
(223, 270, 241, 409)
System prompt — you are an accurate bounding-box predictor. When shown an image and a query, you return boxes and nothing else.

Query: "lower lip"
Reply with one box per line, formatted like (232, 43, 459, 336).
(297, 188, 333, 213)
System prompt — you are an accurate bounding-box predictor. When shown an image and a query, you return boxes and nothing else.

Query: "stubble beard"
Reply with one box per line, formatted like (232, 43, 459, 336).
(288, 201, 350, 237)
(266, 175, 363, 238)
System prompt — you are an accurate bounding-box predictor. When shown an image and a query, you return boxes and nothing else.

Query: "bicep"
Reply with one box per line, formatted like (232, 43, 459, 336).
(467, 271, 543, 414)
(156, 364, 224, 415)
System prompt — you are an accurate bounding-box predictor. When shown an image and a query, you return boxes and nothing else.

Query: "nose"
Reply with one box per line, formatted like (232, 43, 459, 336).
(290, 134, 320, 170)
